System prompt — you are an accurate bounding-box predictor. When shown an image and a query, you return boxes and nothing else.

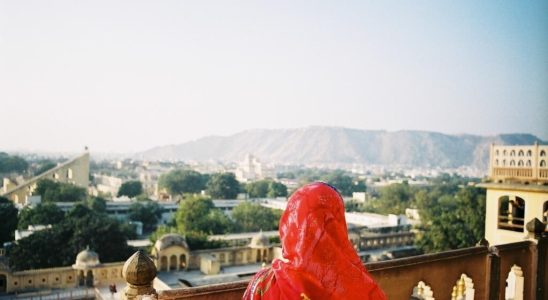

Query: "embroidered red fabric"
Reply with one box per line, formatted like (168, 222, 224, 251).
(243, 182, 387, 300)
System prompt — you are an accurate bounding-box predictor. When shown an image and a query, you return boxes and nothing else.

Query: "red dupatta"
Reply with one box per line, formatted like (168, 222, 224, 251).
(243, 182, 387, 300)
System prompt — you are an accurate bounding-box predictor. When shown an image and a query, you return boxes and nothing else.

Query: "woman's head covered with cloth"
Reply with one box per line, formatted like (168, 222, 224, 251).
(243, 182, 387, 300)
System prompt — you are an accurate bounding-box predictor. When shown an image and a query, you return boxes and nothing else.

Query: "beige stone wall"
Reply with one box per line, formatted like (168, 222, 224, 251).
(2, 152, 90, 205)
(4, 267, 77, 293)
(484, 185, 548, 245)
(490, 144, 548, 182)
(1, 262, 123, 294)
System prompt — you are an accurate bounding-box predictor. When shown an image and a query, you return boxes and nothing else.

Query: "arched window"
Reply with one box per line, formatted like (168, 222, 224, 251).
(518, 150, 524, 156)
(510, 160, 516, 166)
(160, 256, 168, 271)
(220, 253, 226, 263)
(503, 160, 507, 166)
(541, 160, 546, 168)
(526, 160, 532, 167)
(495, 159, 499, 166)
(503, 150, 507, 156)
(180, 254, 187, 269)
(169, 255, 177, 270)
(541, 150, 546, 157)
(498, 196, 525, 232)
(510, 150, 516, 156)
(496, 150, 500, 156)
(518, 160, 524, 167)
(527, 150, 532, 156)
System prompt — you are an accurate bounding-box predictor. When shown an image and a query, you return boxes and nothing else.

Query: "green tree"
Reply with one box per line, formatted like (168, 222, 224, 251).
(415, 186, 486, 253)
(246, 180, 270, 198)
(117, 180, 143, 198)
(128, 201, 163, 232)
(34, 179, 87, 202)
(8, 205, 135, 271)
(206, 173, 240, 199)
(159, 170, 207, 195)
(246, 180, 289, 198)
(18, 203, 65, 229)
(364, 182, 413, 214)
(86, 196, 107, 213)
(0, 152, 28, 174)
(175, 196, 232, 234)
(0, 197, 18, 244)
(322, 171, 354, 196)
(149, 225, 176, 244)
(231, 202, 278, 232)
(184, 231, 228, 250)
(267, 181, 288, 198)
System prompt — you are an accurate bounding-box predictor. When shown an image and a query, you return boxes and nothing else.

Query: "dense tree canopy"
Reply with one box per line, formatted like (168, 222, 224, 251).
(18, 203, 65, 229)
(128, 201, 163, 232)
(34, 179, 87, 202)
(415, 186, 486, 253)
(117, 180, 143, 198)
(8, 204, 135, 271)
(175, 196, 232, 234)
(231, 202, 279, 232)
(0, 152, 28, 174)
(268, 181, 288, 198)
(246, 180, 269, 198)
(206, 173, 240, 199)
(159, 170, 208, 195)
(321, 171, 366, 196)
(371, 182, 414, 214)
(0, 197, 18, 245)
(245, 180, 288, 198)
(86, 196, 107, 213)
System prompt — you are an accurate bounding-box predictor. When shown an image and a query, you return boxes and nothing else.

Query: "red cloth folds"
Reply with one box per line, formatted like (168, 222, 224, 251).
(243, 182, 387, 300)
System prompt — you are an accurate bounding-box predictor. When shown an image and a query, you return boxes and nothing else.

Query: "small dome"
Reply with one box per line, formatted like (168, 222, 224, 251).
(249, 231, 270, 248)
(73, 247, 100, 269)
(123, 250, 157, 286)
(154, 234, 189, 251)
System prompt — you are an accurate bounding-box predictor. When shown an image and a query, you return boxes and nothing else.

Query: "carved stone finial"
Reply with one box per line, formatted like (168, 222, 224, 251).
(122, 250, 157, 300)
(526, 218, 545, 235)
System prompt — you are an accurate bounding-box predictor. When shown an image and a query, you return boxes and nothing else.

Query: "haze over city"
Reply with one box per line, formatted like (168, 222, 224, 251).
(1, 1, 547, 153)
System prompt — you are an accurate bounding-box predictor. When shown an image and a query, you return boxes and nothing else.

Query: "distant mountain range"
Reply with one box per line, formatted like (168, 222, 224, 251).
(136, 127, 546, 170)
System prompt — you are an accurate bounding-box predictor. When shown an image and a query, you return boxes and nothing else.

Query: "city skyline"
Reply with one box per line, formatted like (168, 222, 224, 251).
(1, 1, 547, 153)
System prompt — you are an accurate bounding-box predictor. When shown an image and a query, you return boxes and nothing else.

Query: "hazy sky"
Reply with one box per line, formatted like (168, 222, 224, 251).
(1, 1, 547, 153)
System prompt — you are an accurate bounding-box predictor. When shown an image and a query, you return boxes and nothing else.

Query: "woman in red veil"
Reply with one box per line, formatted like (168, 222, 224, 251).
(243, 182, 387, 300)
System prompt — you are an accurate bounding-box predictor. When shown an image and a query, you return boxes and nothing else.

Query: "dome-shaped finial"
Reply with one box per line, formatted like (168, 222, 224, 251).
(122, 250, 157, 300)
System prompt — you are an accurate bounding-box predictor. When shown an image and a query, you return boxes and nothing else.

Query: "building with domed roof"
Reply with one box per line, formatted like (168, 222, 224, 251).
(0, 248, 125, 294)
(151, 234, 190, 272)
(150, 232, 279, 278)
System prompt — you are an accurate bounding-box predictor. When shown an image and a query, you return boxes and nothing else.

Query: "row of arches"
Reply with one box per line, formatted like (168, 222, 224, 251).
(494, 159, 546, 167)
(159, 254, 187, 272)
(498, 196, 548, 232)
(495, 149, 546, 157)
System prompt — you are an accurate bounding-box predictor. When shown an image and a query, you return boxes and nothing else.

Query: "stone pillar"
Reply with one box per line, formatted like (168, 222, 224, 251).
(122, 250, 157, 300)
